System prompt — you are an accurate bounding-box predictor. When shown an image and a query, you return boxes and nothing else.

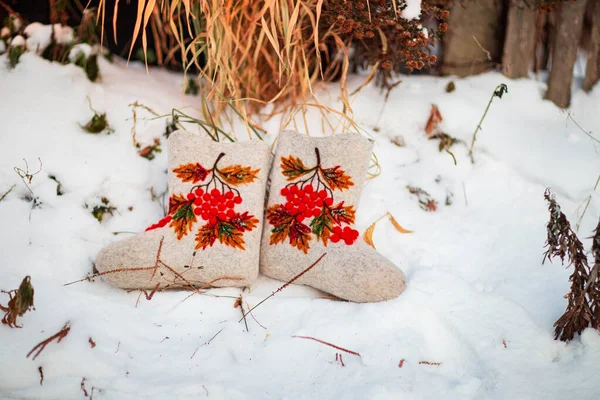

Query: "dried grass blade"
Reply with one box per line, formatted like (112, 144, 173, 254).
(127, 0, 148, 64)
(113, 0, 120, 44)
(142, 0, 157, 71)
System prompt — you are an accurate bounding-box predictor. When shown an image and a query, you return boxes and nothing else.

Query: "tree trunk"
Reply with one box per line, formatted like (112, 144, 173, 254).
(502, 0, 537, 78)
(583, 0, 600, 92)
(442, 0, 506, 77)
(545, 0, 588, 108)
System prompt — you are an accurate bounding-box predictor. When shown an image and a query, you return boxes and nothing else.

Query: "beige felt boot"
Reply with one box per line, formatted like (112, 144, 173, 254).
(260, 131, 406, 302)
(95, 130, 272, 289)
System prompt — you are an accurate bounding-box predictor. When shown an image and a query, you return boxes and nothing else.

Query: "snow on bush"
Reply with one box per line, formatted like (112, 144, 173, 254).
(23, 23, 74, 54)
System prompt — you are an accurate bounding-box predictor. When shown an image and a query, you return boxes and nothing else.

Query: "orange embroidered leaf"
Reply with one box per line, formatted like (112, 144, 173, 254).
(267, 204, 295, 245)
(281, 155, 312, 180)
(310, 207, 335, 246)
(195, 222, 218, 250)
(168, 193, 190, 215)
(330, 201, 356, 225)
(289, 221, 312, 254)
(230, 211, 258, 232)
(169, 198, 196, 240)
(217, 165, 260, 186)
(319, 166, 354, 191)
(217, 221, 246, 250)
(173, 163, 209, 183)
(424, 104, 443, 136)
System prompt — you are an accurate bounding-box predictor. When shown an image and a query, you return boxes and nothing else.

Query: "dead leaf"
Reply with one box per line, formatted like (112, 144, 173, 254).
(424, 104, 443, 136)
(363, 212, 413, 250)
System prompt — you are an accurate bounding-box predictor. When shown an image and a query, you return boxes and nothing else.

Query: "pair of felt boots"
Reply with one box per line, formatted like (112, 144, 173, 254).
(95, 130, 406, 303)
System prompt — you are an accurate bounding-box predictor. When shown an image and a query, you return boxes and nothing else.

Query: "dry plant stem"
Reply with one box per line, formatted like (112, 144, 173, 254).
(14, 158, 43, 198)
(468, 84, 508, 163)
(80, 378, 89, 397)
(246, 302, 267, 329)
(0, 0, 25, 24)
(0, 185, 15, 203)
(565, 111, 600, 146)
(238, 296, 249, 332)
(27, 323, 71, 360)
(171, 277, 245, 310)
(576, 174, 600, 232)
(419, 361, 442, 366)
(63, 266, 158, 286)
(38, 366, 44, 385)
(239, 253, 327, 322)
(292, 335, 361, 357)
(204, 328, 224, 346)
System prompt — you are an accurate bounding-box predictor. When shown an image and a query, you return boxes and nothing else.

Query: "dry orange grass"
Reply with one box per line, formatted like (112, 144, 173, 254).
(99, 0, 356, 126)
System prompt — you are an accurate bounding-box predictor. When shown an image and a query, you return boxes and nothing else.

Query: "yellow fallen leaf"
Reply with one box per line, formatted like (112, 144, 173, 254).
(362, 212, 413, 250)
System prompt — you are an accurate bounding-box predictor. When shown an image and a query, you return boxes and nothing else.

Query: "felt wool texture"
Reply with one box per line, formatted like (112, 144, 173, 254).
(95, 130, 272, 289)
(260, 131, 406, 303)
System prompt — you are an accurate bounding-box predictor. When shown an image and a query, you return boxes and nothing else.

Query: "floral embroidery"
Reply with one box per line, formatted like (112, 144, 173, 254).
(267, 147, 359, 254)
(146, 153, 259, 251)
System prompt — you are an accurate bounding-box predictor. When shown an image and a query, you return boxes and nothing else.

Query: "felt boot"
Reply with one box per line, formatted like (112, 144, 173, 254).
(95, 130, 272, 290)
(260, 131, 406, 302)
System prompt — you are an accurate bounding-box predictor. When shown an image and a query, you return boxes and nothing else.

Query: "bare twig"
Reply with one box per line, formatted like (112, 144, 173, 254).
(0, 0, 25, 24)
(419, 361, 442, 366)
(80, 378, 89, 397)
(564, 111, 600, 146)
(38, 366, 44, 385)
(203, 328, 224, 347)
(89, 338, 96, 348)
(575, 173, 600, 232)
(292, 335, 361, 357)
(63, 266, 159, 286)
(239, 253, 326, 322)
(236, 296, 249, 332)
(0, 185, 15, 203)
(472, 35, 492, 60)
(27, 323, 71, 360)
(246, 301, 267, 329)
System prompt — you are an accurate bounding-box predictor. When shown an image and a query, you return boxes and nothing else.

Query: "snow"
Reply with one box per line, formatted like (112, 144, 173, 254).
(1, 48, 600, 399)
(10, 34, 25, 47)
(53, 24, 74, 45)
(23, 23, 73, 53)
(69, 43, 93, 62)
(23, 22, 52, 52)
(403, 0, 422, 20)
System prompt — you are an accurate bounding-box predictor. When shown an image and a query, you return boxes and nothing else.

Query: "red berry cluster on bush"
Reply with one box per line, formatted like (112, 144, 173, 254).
(322, 0, 451, 84)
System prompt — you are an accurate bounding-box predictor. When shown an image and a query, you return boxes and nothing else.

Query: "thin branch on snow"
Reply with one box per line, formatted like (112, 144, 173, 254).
(27, 322, 71, 360)
(292, 335, 361, 357)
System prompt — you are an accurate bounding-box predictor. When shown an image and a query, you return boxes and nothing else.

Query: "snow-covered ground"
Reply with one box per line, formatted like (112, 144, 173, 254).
(1, 50, 599, 400)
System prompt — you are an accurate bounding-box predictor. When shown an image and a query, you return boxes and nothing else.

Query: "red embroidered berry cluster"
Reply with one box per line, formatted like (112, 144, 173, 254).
(146, 215, 172, 231)
(146, 153, 259, 251)
(330, 225, 359, 245)
(280, 184, 332, 222)
(190, 188, 243, 225)
(267, 147, 358, 254)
